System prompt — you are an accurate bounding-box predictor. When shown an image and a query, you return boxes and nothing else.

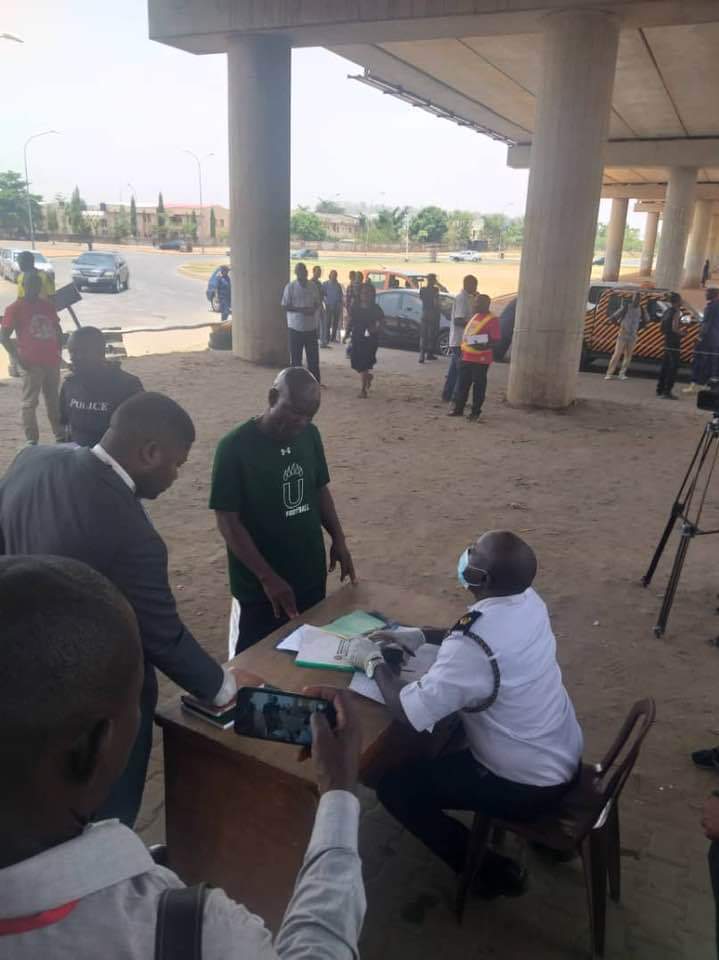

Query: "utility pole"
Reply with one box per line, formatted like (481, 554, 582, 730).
(23, 130, 58, 249)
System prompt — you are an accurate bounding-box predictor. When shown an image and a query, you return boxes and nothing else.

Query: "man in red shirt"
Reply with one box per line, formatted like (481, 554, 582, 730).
(1, 271, 64, 444)
(448, 293, 501, 422)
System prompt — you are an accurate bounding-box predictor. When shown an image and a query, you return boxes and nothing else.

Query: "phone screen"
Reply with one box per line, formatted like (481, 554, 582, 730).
(234, 687, 336, 747)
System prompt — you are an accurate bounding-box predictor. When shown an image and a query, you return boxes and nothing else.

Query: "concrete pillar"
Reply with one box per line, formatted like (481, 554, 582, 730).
(639, 211, 660, 276)
(683, 199, 713, 288)
(654, 167, 697, 291)
(708, 214, 719, 264)
(227, 35, 291, 364)
(602, 198, 628, 281)
(508, 9, 619, 409)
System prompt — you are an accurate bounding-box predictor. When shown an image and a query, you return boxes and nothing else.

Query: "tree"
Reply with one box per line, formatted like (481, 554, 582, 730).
(290, 208, 326, 241)
(372, 206, 409, 243)
(409, 206, 448, 244)
(0, 170, 42, 236)
(112, 206, 131, 241)
(316, 198, 345, 214)
(68, 185, 87, 235)
(446, 210, 474, 248)
(46, 206, 59, 232)
(190, 210, 198, 242)
(156, 192, 166, 241)
(210, 207, 217, 240)
(594, 221, 642, 253)
(129, 196, 137, 238)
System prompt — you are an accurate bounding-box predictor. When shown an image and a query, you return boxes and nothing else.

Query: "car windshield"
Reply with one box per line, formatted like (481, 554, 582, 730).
(31, 252, 48, 264)
(77, 254, 114, 265)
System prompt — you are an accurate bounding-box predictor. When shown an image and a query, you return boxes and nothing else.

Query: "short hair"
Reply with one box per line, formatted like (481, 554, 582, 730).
(18, 251, 34, 270)
(0, 556, 140, 775)
(476, 293, 491, 312)
(669, 292, 681, 305)
(110, 391, 195, 447)
(69, 325, 105, 346)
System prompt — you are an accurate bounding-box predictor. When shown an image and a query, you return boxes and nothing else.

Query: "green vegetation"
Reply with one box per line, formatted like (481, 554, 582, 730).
(290, 208, 327, 241)
(157, 192, 167, 242)
(595, 221, 642, 253)
(0, 170, 42, 235)
(409, 205, 449, 243)
(130, 196, 137, 238)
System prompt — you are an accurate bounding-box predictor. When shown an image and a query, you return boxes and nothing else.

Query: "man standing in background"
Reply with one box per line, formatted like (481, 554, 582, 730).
(442, 274, 478, 403)
(656, 292, 683, 400)
(323, 269, 344, 343)
(282, 262, 321, 383)
(419, 273, 440, 363)
(605, 292, 648, 381)
(216, 264, 231, 324)
(449, 293, 501, 422)
(0, 271, 64, 445)
(311, 264, 329, 349)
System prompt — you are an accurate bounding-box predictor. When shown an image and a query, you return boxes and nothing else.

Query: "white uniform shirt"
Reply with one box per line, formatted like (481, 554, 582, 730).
(282, 280, 320, 332)
(400, 588, 583, 786)
(450, 290, 475, 348)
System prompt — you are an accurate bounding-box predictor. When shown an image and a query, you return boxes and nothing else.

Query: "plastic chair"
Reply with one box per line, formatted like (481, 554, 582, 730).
(456, 698, 656, 957)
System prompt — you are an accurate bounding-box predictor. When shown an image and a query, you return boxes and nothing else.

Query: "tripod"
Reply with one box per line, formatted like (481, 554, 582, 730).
(642, 413, 719, 637)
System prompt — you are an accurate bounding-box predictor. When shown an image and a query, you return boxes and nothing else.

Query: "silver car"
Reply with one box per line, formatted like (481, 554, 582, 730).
(1, 248, 55, 284)
(72, 251, 130, 293)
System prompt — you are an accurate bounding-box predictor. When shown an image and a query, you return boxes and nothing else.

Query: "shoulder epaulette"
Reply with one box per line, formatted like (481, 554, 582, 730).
(449, 609, 482, 636)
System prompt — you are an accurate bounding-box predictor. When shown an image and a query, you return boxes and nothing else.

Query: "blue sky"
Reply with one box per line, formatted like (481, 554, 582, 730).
(2, 0, 626, 227)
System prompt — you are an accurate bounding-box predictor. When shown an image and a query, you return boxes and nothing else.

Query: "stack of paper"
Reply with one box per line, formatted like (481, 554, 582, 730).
(349, 643, 439, 704)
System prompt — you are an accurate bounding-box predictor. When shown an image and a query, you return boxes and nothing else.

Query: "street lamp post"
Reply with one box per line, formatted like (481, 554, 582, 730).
(23, 130, 58, 250)
(0, 33, 23, 42)
(184, 150, 214, 254)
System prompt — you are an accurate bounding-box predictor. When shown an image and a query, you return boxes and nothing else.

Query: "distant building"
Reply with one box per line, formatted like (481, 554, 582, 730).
(40, 200, 230, 243)
(315, 212, 362, 241)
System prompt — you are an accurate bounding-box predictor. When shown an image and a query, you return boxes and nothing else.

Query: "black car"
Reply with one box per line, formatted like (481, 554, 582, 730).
(72, 252, 130, 293)
(375, 289, 453, 355)
(158, 239, 193, 251)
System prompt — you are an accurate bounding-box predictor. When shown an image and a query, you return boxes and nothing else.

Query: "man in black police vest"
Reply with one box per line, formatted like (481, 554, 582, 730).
(348, 530, 584, 896)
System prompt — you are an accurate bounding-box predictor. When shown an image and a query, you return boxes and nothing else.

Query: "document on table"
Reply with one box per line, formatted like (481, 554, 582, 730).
(349, 643, 439, 704)
(275, 610, 386, 654)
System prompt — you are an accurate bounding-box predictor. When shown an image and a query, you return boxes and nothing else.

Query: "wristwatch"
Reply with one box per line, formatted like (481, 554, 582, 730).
(365, 654, 385, 679)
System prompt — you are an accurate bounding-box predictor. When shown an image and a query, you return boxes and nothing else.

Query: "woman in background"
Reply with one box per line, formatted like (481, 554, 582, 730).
(346, 282, 382, 398)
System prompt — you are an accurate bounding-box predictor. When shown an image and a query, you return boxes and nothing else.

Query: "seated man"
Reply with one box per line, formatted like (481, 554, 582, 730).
(60, 326, 143, 446)
(349, 530, 583, 896)
(0, 555, 365, 959)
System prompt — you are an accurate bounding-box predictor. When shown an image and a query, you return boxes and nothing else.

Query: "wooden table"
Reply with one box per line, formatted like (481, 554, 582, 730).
(156, 580, 458, 930)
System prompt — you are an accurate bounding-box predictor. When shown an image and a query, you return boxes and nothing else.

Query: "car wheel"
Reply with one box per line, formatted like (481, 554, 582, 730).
(436, 330, 450, 357)
(114, 276, 122, 294)
(124, 275, 130, 290)
(579, 347, 593, 371)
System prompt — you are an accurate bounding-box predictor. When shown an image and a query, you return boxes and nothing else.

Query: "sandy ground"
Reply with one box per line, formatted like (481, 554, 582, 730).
(1, 346, 718, 956)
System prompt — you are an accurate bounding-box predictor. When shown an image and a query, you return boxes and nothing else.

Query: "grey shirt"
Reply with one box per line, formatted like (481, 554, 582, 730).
(619, 304, 643, 338)
(282, 280, 320, 332)
(0, 792, 364, 959)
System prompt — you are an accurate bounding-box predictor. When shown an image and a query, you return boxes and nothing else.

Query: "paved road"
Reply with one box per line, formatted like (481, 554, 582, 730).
(0, 251, 225, 333)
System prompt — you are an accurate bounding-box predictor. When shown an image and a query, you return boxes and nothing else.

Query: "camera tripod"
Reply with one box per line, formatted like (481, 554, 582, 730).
(642, 413, 719, 637)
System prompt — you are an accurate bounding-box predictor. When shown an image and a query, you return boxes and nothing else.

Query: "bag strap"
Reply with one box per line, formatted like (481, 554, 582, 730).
(155, 883, 209, 960)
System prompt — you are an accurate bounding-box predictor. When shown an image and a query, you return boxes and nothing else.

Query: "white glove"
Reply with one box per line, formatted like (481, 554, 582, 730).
(369, 627, 425, 657)
(347, 636, 385, 677)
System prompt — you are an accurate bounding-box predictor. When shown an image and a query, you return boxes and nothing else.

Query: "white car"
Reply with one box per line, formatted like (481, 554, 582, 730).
(448, 249, 482, 262)
(0, 248, 55, 284)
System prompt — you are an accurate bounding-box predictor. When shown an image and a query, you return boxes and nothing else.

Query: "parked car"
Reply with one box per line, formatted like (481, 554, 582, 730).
(72, 252, 130, 293)
(592, 256, 605, 266)
(0, 248, 55, 284)
(290, 248, 319, 260)
(449, 250, 482, 262)
(206, 265, 231, 312)
(375, 288, 454, 356)
(157, 238, 192, 252)
(361, 269, 449, 293)
(496, 283, 701, 370)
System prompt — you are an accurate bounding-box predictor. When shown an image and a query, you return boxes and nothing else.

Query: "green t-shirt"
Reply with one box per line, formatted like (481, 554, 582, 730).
(209, 418, 330, 603)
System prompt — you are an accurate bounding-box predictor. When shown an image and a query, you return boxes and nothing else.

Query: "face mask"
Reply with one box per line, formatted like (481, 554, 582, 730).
(457, 548, 472, 590)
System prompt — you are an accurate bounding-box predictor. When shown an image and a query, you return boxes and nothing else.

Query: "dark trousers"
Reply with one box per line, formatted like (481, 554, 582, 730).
(453, 362, 489, 415)
(710, 841, 719, 957)
(236, 581, 327, 654)
(377, 749, 573, 874)
(419, 315, 438, 360)
(327, 305, 342, 342)
(94, 667, 157, 827)
(442, 347, 461, 402)
(288, 328, 321, 383)
(657, 334, 680, 396)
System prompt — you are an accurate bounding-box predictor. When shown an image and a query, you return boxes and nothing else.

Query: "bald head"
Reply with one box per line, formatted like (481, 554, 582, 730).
(262, 367, 321, 442)
(468, 530, 537, 596)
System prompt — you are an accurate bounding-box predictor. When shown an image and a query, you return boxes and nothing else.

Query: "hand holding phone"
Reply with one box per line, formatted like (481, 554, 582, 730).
(303, 686, 361, 796)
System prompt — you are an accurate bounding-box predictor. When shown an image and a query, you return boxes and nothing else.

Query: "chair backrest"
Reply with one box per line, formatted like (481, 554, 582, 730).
(595, 698, 656, 807)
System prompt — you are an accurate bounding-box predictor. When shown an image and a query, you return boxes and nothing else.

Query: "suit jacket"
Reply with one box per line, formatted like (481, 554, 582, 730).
(0, 445, 223, 705)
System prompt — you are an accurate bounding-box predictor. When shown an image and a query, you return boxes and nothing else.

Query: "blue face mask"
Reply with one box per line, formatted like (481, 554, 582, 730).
(457, 548, 472, 590)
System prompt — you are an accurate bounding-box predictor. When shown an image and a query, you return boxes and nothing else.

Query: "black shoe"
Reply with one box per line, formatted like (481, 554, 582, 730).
(467, 412, 482, 422)
(692, 747, 719, 770)
(418, 357, 425, 364)
(473, 849, 529, 900)
(447, 409, 463, 417)
(426, 354, 436, 361)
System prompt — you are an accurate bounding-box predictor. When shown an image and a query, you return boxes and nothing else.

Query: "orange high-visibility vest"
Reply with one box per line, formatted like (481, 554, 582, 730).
(460, 312, 501, 365)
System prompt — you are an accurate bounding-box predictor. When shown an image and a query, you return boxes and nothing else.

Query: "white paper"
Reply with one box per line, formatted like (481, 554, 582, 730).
(276, 623, 310, 653)
(349, 643, 439, 704)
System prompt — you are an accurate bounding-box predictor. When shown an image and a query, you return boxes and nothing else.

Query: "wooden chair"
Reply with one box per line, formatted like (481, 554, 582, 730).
(456, 698, 656, 957)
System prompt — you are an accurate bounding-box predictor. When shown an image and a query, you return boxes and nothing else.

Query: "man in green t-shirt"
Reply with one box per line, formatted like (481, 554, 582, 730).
(210, 367, 357, 653)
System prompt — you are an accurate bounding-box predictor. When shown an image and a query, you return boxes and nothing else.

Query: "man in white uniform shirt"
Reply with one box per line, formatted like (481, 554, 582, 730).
(442, 274, 478, 403)
(282, 262, 321, 383)
(348, 530, 583, 897)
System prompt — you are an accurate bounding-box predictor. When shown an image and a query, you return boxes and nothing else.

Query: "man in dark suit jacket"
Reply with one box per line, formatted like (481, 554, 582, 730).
(0, 391, 239, 827)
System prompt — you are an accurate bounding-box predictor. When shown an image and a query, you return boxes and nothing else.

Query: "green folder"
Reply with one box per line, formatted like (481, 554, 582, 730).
(322, 611, 386, 639)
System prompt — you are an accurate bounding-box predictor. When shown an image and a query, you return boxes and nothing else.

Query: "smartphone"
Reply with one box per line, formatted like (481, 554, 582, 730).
(234, 687, 337, 747)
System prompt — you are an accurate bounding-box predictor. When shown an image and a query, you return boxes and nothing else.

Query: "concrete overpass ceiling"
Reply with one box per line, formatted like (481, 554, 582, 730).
(336, 20, 719, 149)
